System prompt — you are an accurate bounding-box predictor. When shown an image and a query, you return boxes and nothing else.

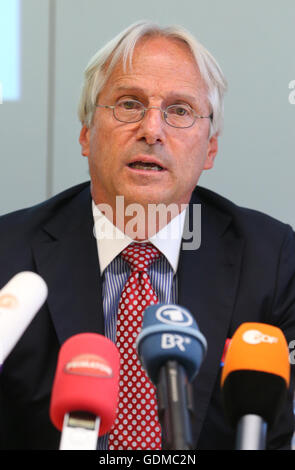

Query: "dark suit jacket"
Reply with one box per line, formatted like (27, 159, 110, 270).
(0, 181, 294, 450)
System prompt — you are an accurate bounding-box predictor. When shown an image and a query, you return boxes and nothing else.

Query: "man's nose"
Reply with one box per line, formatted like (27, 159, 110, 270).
(136, 107, 165, 145)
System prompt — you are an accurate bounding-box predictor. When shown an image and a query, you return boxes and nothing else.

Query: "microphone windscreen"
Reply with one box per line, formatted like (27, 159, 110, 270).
(221, 323, 290, 427)
(0, 271, 48, 365)
(136, 304, 207, 384)
(50, 333, 120, 436)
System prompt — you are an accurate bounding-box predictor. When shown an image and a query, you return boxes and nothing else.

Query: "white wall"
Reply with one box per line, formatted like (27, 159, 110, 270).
(0, 0, 295, 229)
(0, 0, 50, 213)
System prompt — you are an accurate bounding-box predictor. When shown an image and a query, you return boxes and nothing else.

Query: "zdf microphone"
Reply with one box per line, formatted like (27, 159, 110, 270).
(136, 304, 207, 450)
(50, 333, 120, 450)
(221, 322, 290, 450)
(0, 271, 48, 368)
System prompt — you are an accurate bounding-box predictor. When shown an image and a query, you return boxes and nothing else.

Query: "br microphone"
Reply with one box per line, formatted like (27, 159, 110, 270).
(0, 271, 48, 369)
(136, 303, 207, 450)
(221, 322, 290, 450)
(50, 333, 120, 450)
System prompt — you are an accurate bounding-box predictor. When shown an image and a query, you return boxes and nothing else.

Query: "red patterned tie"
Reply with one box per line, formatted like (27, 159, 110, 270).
(108, 242, 162, 450)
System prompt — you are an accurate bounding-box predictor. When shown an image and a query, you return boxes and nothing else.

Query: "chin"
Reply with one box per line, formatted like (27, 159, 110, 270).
(125, 191, 170, 208)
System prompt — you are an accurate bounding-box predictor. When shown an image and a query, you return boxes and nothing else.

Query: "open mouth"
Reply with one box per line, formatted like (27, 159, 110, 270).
(128, 161, 164, 171)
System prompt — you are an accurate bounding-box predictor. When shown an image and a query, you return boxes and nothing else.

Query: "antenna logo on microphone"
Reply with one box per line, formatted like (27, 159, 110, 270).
(242, 329, 278, 345)
(155, 305, 193, 326)
(65, 354, 113, 378)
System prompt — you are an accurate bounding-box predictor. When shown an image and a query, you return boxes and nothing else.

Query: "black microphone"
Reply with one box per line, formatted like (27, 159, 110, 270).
(221, 323, 290, 450)
(136, 303, 207, 450)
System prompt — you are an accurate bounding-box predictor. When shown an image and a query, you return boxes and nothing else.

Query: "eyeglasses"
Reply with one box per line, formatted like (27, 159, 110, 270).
(96, 99, 213, 129)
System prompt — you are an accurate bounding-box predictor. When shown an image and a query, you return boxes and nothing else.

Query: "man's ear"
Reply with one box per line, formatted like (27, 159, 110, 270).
(79, 125, 90, 157)
(203, 134, 218, 170)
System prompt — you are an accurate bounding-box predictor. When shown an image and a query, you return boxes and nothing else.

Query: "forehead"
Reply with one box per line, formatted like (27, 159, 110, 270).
(101, 36, 207, 103)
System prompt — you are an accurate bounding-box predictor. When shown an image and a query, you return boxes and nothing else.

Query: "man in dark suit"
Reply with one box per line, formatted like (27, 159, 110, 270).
(0, 21, 295, 449)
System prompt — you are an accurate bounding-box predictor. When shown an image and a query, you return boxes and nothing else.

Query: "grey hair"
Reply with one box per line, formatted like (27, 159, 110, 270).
(78, 20, 227, 137)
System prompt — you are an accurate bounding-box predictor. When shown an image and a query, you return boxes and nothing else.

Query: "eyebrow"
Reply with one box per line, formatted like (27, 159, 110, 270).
(113, 85, 200, 106)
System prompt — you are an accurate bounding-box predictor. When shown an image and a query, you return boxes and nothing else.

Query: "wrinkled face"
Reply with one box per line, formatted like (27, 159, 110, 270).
(80, 36, 218, 211)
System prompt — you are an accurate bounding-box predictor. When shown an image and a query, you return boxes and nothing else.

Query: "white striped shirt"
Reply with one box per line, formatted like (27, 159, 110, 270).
(92, 201, 186, 449)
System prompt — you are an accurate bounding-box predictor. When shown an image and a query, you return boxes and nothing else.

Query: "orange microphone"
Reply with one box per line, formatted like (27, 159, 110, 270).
(221, 323, 290, 450)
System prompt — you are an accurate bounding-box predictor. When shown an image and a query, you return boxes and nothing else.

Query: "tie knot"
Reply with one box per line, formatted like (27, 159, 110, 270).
(121, 242, 161, 271)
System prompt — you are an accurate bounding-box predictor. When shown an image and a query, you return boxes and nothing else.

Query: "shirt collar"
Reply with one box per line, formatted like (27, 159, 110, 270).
(92, 201, 186, 274)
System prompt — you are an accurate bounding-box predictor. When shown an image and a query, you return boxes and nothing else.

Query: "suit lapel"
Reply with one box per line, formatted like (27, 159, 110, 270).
(32, 186, 104, 345)
(178, 190, 245, 444)
(31, 183, 244, 444)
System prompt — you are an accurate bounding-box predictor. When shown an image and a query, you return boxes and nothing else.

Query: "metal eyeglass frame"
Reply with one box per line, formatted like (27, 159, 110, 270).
(96, 100, 213, 129)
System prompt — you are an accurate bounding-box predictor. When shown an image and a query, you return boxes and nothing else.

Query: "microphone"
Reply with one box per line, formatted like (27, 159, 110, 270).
(0, 271, 48, 369)
(136, 303, 207, 450)
(50, 333, 120, 450)
(221, 322, 290, 450)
